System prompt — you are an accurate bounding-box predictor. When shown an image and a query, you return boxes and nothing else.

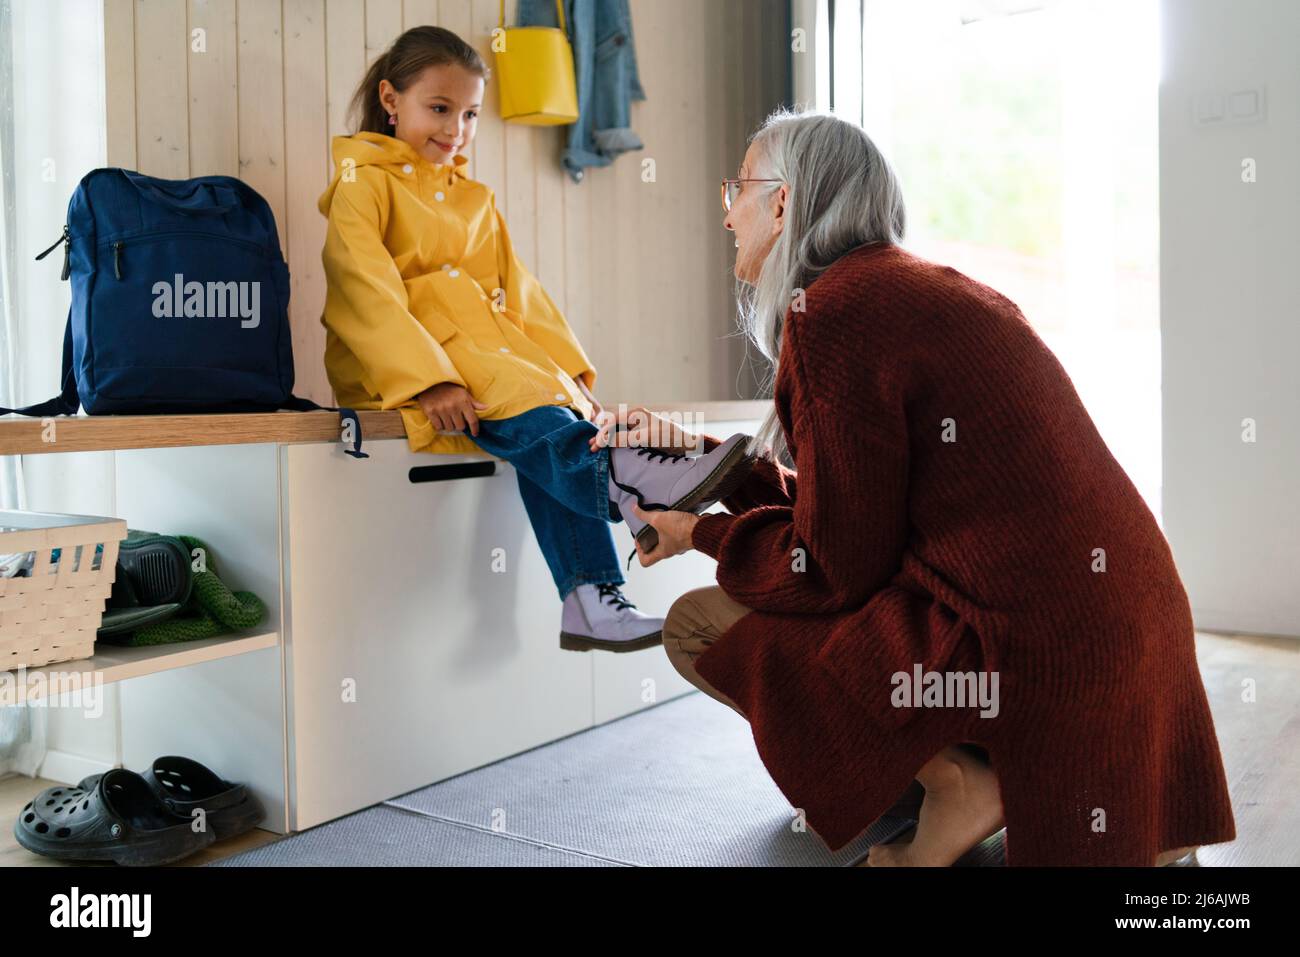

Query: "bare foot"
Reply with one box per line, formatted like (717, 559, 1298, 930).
(1155, 845, 1197, 866)
(864, 746, 1004, 867)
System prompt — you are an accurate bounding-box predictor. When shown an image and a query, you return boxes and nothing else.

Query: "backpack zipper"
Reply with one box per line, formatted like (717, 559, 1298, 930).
(37, 226, 276, 283)
(97, 230, 271, 254)
(35, 225, 70, 280)
(100, 231, 277, 281)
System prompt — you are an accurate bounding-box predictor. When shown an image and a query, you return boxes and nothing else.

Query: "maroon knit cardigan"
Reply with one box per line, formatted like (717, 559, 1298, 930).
(689, 241, 1236, 865)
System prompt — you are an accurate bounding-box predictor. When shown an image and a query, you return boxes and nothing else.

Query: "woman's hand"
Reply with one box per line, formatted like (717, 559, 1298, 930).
(628, 503, 700, 567)
(417, 382, 488, 436)
(588, 404, 703, 454)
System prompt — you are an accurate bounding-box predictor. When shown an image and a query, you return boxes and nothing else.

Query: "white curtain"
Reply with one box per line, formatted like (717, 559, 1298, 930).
(0, 707, 46, 778)
(0, 0, 42, 778)
(0, 0, 111, 778)
(0, 0, 23, 509)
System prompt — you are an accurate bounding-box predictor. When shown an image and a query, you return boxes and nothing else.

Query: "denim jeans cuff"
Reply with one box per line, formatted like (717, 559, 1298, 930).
(592, 126, 644, 155)
(559, 568, 626, 602)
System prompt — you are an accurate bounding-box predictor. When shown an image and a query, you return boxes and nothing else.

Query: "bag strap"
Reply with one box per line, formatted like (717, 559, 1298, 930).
(500, 0, 566, 32)
(279, 397, 370, 459)
(0, 311, 80, 418)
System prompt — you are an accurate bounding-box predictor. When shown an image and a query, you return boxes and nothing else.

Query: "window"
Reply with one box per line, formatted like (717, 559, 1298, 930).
(819, 0, 1163, 520)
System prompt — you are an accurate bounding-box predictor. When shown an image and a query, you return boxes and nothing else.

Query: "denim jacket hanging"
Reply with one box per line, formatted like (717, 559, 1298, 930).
(516, 0, 647, 182)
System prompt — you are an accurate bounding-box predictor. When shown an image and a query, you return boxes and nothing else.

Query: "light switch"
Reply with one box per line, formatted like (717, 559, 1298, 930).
(1194, 86, 1265, 126)
(1229, 89, 1259, 119)
(1196, 92, 1224, 123)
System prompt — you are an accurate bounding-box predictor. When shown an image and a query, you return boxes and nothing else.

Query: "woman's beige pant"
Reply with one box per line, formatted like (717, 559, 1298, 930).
(660, 585, 753, 719)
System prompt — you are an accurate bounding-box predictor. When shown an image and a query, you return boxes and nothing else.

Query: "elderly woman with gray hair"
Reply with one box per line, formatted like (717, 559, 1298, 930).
(618, 107, 1235, 867)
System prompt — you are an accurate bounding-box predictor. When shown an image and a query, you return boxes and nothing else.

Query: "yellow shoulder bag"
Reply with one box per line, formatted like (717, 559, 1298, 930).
(495, 0, 580, 125)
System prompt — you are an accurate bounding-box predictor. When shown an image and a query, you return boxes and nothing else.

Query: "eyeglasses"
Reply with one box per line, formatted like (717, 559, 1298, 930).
(721, 178, 782, 212)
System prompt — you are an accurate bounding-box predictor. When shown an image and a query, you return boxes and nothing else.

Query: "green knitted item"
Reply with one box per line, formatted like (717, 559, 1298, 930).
(114, 535, 266, 646)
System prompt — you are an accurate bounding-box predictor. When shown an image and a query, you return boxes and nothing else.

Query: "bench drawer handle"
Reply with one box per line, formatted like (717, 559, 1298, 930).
(407, 462, 496, 484)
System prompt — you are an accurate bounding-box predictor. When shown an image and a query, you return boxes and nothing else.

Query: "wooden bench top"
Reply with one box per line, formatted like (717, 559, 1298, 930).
(0, 400, 767, 456)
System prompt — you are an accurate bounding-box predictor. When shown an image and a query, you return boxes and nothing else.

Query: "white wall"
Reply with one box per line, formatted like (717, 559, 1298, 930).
(1159, 0, 1300, 638)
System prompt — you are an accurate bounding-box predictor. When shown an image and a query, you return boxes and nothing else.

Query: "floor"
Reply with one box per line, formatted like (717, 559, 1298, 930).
(2, 629, 1296, 867)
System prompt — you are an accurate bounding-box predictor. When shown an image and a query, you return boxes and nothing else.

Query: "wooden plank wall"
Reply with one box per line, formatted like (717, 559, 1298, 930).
(103, 0, 789, 406)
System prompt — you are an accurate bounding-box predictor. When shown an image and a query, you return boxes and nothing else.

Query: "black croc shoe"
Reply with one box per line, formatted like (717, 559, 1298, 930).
(77, 756, 265, 841)
(14, 769, 215, 866)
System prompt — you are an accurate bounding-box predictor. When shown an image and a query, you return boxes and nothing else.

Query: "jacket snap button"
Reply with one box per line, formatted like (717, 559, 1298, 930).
(449, 269, 460, 278)
(402, 164, 413, 174)
(554, 393, 566, 401)
(500, 346, 509, 353)
(435, 191, 446, 201)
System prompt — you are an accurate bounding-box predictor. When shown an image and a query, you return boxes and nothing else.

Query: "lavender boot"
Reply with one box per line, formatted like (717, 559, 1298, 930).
(559, 583, 665, 652)
(608, 432, 757, 568)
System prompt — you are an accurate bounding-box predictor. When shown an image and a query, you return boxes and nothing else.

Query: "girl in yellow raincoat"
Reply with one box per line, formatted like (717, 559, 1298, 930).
(319, 27, 755, 652)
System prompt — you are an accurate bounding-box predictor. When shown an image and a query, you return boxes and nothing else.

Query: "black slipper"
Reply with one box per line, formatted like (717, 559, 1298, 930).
(77, 756, 264, 841)
(14, 769, 215, 866)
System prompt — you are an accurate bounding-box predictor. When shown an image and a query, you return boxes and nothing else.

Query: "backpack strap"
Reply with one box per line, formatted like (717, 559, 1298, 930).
(279, 396, 369, 459)
(0, 312, 80, 418)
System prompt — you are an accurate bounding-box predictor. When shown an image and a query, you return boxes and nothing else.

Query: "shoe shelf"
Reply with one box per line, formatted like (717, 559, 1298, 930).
(3, 628, 279, 706)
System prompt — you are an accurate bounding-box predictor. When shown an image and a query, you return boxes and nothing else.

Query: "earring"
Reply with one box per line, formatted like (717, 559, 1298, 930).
(388, 113, 397, 126)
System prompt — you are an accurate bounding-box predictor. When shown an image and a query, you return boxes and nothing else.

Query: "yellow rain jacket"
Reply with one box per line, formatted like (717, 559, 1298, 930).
(317, 131, 596, 455)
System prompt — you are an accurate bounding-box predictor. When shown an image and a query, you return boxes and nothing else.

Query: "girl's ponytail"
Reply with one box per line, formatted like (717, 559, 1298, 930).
(347, 26, 489, 135)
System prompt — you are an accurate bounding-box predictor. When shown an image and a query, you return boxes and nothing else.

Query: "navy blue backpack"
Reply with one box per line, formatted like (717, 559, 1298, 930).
(2, 168, 365, 455)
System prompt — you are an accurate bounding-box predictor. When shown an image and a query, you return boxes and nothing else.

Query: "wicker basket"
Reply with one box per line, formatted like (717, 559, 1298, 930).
(0, 510, 127, 670)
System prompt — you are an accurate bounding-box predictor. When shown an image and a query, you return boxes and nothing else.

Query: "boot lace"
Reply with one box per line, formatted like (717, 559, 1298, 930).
(633, 447, 689, 465)
(596, 582, 636, 611)
(615, 447, 690, 570)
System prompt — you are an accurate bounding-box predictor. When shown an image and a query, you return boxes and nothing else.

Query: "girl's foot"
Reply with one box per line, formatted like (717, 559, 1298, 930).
(607, 433, 756, 569)
(865, 745, 1005, 867)
(559, 583, 664, 653)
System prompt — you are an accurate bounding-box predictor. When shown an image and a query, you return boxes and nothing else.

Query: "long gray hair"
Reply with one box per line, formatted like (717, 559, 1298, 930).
(735, 107, 907, 466)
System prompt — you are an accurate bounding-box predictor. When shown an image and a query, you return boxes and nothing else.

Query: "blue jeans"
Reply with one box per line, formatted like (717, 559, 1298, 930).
(461, 405, 625, 600)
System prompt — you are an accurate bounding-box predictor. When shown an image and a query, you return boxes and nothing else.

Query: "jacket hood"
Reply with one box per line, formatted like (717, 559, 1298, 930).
(318, 131, 470, 214)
